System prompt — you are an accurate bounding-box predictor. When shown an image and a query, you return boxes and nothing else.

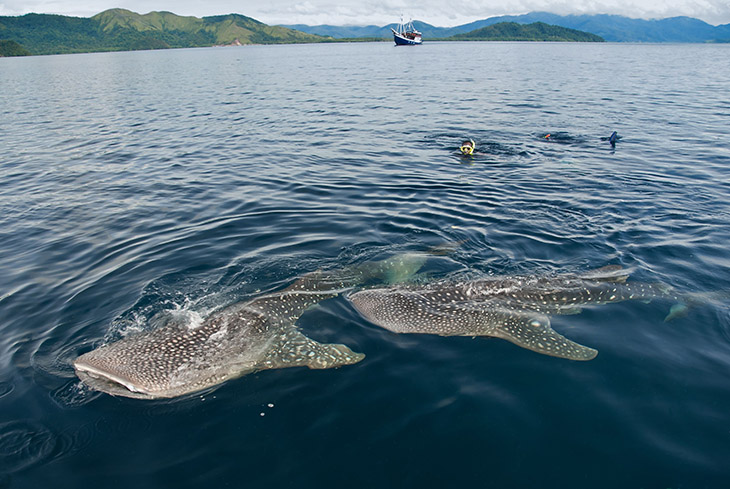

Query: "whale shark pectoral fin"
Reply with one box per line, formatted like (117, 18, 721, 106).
(492, 312, 598, 361)
(305, 341, 365, 369)
(259, 329, 364, 371)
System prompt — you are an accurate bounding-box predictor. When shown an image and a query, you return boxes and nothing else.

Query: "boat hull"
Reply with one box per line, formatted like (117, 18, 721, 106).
(392, 28, 422, 46)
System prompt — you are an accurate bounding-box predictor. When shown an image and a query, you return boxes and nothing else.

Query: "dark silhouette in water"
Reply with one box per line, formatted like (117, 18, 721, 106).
(608, 131, 618, 147)
(600, 131, 621, 148)
(541, 131, 621, 148)
(539, 132, 581, 144)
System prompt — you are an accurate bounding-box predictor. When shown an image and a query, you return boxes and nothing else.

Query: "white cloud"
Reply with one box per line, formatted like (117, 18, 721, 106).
(1, 0, 728, 26)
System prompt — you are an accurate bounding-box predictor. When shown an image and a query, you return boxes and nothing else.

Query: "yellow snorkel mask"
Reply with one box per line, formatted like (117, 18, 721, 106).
(459, 140, 475, 155)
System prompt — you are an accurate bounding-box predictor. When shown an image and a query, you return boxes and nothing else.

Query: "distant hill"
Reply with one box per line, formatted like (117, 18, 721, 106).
(284, 21, 439, 40)
(0, 8, 326, 55)
(282, 12, 730, 43)
(445, 12, 730, 42)
(0, 39, 31, 56)
(447, 22, 604, 42)
(284, 23, 394, 39)
(4, 9, 728, 56)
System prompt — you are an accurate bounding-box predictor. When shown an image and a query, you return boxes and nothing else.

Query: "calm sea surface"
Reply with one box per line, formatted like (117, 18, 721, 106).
(1, 41, 729, 488)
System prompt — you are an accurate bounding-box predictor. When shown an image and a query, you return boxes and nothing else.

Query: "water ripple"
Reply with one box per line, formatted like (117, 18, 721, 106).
(0, 383, 14, 400)
(1, 42, 729, 488)
(0, 421, 59, 474)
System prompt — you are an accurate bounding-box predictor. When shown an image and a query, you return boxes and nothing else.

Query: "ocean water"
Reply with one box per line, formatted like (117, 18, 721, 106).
(1, 41, 729, 488)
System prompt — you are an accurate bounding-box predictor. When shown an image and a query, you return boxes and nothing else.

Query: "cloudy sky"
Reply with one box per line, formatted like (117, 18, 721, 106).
(1, 0, 729, 26)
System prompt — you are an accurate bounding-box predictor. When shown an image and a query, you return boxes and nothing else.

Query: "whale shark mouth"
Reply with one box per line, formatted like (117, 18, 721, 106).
(74, 360, 157, 399)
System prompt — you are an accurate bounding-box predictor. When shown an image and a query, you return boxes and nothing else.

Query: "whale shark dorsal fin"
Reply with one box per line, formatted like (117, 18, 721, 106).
(492, 311, 598, 361)
(259, 329, 365, 371)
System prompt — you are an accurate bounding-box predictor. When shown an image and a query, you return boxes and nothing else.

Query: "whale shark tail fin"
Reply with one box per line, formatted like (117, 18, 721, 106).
(663, 290, 730, 322)
(492, 310, 598, 361)
(260, 330, 365, 371)
(289, 251, 432, 295)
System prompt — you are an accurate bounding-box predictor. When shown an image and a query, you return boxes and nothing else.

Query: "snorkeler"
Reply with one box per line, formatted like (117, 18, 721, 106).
(459, 139, 476, 155)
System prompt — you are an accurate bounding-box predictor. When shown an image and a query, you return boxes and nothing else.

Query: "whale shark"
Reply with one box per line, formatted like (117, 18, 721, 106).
(75, 253, 429, 399)
(348, 266, 683, 361)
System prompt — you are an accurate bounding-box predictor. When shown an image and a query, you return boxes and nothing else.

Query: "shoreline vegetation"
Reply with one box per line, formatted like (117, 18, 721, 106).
(0, 39, 31, 56)
(1, 8, 605, 57)
(446, 22, 603, 42)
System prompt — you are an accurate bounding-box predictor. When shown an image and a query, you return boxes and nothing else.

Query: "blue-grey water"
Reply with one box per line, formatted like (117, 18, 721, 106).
(1, 41, 729, 488)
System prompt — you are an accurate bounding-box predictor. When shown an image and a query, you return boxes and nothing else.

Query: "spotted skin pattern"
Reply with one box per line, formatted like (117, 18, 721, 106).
(73, 253, 430, 400)
(349, 266, 681, 361)
(74, 248, 436, 399)
(74, 274, 362, 399)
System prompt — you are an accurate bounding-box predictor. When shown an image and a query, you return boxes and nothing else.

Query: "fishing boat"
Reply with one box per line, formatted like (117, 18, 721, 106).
(391, 18, 422, 45)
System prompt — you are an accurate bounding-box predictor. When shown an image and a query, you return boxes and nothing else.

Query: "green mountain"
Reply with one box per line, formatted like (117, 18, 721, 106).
(0, 39, 31, 56)
(0, 8, 327, 55)
(447, 22, 604, 42)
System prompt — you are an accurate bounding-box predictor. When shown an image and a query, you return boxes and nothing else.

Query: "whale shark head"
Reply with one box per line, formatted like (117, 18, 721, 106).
(73, 251, 435, 399)
(74, 310, 271, 399)
(74, 301, 365, 399)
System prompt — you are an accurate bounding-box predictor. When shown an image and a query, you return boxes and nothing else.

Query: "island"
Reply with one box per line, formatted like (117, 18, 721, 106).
(0, 9, 604, 57)
(445, 22, 604, 42)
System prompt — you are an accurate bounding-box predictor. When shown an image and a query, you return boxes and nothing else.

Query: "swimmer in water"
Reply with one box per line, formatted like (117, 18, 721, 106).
(459, 139, 476, 155)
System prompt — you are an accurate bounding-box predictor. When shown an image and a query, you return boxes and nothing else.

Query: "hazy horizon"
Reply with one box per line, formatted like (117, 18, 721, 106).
(1, 1, 729, 27)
